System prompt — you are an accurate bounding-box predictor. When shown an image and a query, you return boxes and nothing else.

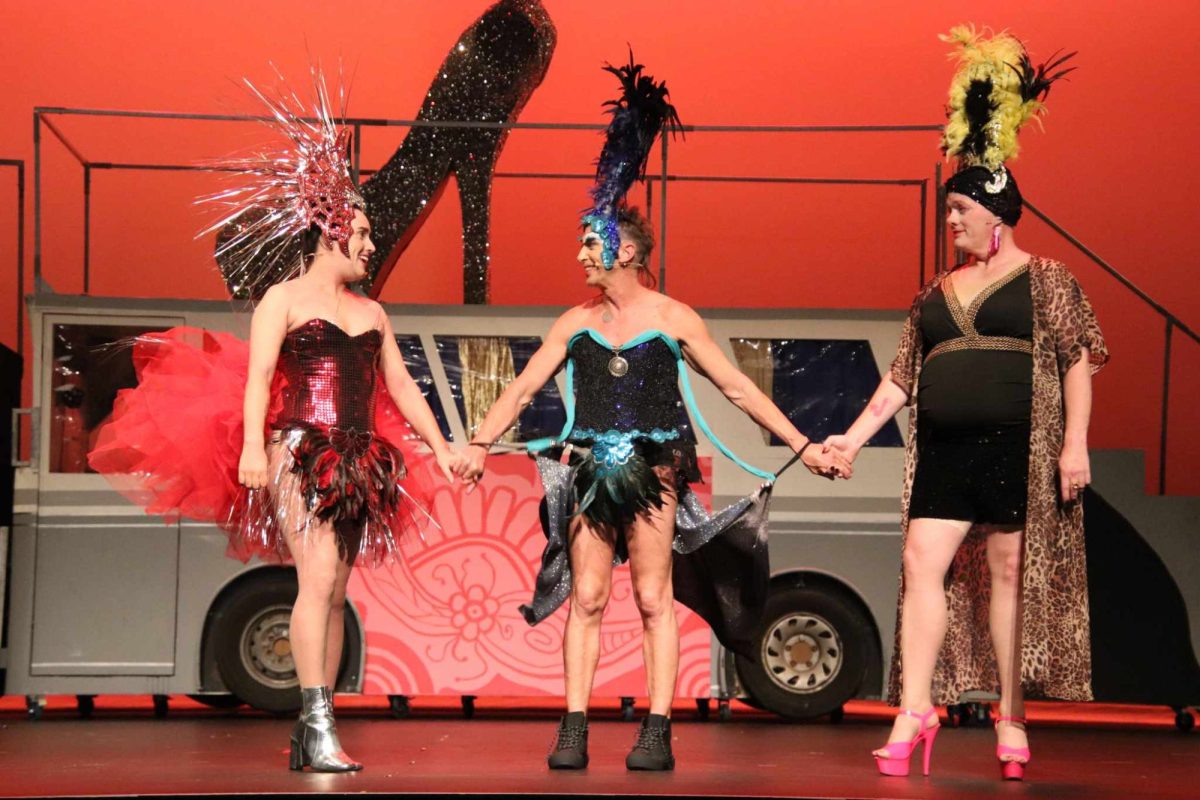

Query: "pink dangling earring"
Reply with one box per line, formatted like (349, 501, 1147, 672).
(988, 225, 1002, 258)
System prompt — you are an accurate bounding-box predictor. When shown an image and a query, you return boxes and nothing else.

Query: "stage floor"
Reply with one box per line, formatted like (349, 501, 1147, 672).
(1, 702, 1196, 799)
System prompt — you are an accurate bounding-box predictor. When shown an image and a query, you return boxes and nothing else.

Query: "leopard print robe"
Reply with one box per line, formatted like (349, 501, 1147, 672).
(885, 256, 1109, 705)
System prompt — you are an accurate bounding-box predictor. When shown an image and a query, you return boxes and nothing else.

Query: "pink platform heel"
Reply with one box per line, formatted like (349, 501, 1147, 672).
(872, 707, 940, 777)
(994, 714, 1031, 781)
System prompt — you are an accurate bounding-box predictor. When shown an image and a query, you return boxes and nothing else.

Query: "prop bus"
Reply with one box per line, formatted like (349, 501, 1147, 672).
(5, 295, 1198, 727)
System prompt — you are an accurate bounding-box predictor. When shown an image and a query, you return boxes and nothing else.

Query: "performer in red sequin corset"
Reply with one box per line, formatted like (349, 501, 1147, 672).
(90, 73, 463, 773)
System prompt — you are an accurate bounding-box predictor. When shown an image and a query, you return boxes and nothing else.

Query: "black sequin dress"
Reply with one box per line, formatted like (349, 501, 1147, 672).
(910, 266, 1034, 524)
(520, 328, 778, 659)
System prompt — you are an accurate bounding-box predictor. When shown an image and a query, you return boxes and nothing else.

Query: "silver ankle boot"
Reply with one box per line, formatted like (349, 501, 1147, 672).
(289, 687, 362, 772)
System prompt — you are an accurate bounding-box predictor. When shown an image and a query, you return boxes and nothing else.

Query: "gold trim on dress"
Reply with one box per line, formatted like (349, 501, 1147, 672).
(924, 335, 1033, 364)
(944, 261, 1031, 336)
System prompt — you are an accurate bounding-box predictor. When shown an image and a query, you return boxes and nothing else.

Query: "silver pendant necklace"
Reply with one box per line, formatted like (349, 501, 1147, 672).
(601, 304, 625, 375)
(608, 347, 629, 377)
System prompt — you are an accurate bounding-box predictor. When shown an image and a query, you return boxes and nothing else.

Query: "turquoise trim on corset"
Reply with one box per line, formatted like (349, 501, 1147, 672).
(528, 327, 775, 482)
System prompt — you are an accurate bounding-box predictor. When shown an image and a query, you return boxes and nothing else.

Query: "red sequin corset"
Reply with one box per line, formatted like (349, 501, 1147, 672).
(274, 318, 382, 432)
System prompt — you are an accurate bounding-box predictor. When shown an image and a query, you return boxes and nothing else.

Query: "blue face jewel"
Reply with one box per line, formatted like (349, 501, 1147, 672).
(581, 212, 620, 269)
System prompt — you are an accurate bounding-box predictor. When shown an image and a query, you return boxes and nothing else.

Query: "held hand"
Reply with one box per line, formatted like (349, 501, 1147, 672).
(434, 448, 459, 485)
(1059, 441, 1091, 503)
(460, 444, 488, 493)
(801, 441, 853, 480)
(238, 445, 269, 490)
(822, 434, 862, 464)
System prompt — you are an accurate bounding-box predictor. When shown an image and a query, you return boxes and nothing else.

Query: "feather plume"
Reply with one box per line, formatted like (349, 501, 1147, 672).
(582, 48, 682, 267)
(939, 25, 1075, 171)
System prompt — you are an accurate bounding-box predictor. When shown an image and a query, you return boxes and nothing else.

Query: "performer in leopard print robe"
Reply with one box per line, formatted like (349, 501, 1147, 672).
(825, 26, 1108, 781)
(884, 254, 1107, 706)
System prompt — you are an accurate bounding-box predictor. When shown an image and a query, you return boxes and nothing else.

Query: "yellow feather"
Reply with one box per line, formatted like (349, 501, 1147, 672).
(940, 24, 1053, 170)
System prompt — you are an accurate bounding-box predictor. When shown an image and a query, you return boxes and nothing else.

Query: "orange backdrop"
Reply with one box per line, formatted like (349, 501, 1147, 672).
(1, 0, 1197, 493)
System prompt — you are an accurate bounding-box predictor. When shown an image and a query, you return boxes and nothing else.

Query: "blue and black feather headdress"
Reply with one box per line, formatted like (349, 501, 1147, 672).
(582, 50, 682, 268)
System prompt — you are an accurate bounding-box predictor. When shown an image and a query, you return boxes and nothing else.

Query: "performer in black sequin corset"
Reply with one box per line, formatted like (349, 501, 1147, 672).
(459, 207, 851, 771)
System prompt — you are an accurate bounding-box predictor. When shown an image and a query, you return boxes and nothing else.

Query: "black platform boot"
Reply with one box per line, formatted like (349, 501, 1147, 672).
(547, 711, 589, 769)
(626, 714, 675, 771)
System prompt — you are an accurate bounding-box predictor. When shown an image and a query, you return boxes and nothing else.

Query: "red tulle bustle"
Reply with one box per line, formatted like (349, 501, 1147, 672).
(88, 326, 435, 567)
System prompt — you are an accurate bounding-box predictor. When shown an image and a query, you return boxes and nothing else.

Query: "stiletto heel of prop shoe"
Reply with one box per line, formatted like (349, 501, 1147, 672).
(359, 0, 556, 303)
(994, 714, 1030, 781)
(872, 707, 940, 777)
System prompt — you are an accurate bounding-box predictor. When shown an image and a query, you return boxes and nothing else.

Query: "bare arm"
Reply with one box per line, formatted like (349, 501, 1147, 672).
(457, 310, 581, 483)
(239, 286, 288, 489)
(471, 312, 577, 446)
(1058, 348, 1093, 502)
(673, 306, 851, 479)
(377, 310, 452, 459)
(826, 375, 909, 461)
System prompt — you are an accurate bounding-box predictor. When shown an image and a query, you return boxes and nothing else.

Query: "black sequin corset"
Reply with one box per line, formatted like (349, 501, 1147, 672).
(568, 332, 692, 442)
(274, 318, 381, 432)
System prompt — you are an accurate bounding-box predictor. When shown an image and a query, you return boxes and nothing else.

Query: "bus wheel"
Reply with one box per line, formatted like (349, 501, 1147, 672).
(208, 571, 359, 714)
(186, 693, 244, 709)
(735, 584, 870, 720)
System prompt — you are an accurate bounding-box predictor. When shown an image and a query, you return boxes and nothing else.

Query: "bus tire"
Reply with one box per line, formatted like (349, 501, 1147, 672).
(187, 693, 244, 709)
(209, 571, 360, 714)
(735, 583, 870, 720)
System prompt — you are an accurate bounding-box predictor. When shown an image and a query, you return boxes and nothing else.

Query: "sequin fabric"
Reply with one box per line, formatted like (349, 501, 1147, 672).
(569, 335, 693, 441)
(360, 0, 556, 303)
(568, 333, 698, 482)
(275, 318, 379, 431)
(228, 318, 426, 567)
(517, 331, 774, 659)
(520, 454, 774, 660)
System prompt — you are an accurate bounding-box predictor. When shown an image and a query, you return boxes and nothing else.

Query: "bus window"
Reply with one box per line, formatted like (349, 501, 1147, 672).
(434, 336, 566, 443)
(49, 323, 166, 473)
(731, 338, 902, 447)
(393, 335, 452, 441)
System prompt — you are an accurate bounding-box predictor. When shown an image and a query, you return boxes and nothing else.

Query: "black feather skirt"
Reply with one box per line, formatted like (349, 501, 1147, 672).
(570, 438, 700, 530)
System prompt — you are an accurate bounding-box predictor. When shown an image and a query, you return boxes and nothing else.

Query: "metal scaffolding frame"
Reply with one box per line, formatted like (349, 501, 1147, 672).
(27, 107, 1200, 492)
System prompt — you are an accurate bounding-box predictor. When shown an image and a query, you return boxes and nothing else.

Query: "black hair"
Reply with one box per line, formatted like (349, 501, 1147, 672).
(300, 223, 324, 264)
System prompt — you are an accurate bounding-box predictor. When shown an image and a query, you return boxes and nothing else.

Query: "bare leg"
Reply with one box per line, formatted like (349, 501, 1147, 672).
(877, 517, 972, 750)
(323, 556, 355, 691)
(562, 518, 616, 714)
(987, 527, 1029, 759)
(285, 523, 342, 689)
(626, 468, 679, 717)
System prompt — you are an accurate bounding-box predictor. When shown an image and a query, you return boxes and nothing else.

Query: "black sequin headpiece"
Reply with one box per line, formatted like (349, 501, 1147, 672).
(945, 165, 1024, 226)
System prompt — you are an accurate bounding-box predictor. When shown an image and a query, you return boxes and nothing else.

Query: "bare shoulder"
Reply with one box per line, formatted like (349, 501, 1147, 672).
(355, 294, 385, 316)
(658, 297, 705, 336)
(255, 283, 293, 317)
(546, 304, 592, 343)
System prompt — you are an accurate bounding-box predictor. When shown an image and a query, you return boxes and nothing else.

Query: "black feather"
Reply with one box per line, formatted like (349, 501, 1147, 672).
(589, 47, 683, 214)
(957, 78, 996, 160)
(574, 447, 665, 530)
(1010, 49, 1078, 104)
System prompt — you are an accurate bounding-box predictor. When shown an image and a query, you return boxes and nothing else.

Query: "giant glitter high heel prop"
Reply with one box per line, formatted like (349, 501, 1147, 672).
(360, 0, 556, 303)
